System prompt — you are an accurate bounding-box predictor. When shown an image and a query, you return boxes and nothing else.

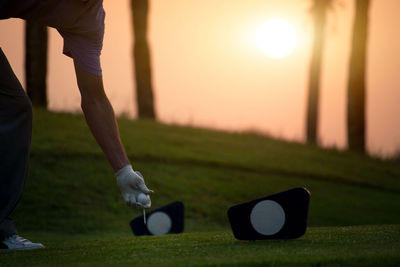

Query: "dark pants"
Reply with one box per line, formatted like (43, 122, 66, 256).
(0, 47, 32, 240)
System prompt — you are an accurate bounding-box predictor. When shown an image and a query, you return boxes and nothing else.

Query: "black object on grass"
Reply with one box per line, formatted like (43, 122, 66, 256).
(227, 187, 310, 240)
(130, 201, 184, 236)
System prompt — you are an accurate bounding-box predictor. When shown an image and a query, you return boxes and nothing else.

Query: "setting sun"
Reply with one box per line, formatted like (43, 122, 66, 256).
(256, 18, 297, 58)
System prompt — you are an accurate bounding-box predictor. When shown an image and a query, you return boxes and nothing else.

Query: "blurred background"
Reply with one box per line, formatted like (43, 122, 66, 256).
(0, 0, 399, 157)
(1, 0, 400, 238)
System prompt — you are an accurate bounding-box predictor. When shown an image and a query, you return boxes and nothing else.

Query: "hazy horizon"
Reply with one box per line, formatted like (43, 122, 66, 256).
(0, 0, 399, 157)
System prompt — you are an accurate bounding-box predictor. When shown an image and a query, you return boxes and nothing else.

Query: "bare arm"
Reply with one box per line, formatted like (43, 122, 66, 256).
(73, 60, 129, 172)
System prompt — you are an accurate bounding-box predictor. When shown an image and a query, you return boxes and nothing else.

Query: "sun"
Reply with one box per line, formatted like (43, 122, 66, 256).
(256, 18, 297, 58)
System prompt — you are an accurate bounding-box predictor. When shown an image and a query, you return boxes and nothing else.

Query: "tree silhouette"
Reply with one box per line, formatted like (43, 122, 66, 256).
(131, 0, 156, 119)
(306, 0, 333, 144)
(25, 21, 48, 107)
(347, 0, 370, 153)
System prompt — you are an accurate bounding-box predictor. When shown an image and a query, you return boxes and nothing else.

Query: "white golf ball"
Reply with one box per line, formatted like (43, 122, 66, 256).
(137, 193, 150, 206)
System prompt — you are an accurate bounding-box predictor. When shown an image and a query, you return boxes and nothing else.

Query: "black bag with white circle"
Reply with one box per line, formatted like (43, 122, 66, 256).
(130, 201, 184, 236)
(227, 187, 310, 240)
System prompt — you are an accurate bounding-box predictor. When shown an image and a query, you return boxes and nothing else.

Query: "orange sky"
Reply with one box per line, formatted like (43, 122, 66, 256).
(0, 0, 399, 157)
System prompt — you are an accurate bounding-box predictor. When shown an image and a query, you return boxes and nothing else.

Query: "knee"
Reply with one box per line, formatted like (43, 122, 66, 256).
(14, 94, 33, 122)
(20, 95, 32, 116)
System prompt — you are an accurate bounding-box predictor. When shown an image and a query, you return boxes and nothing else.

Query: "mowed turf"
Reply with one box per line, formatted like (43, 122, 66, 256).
(1, 225, 399, 266)
(16, 108, 400, 233)
(2, 109, 400, 265)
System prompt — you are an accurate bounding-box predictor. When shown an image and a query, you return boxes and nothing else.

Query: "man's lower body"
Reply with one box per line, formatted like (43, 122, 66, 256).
(0, 47, 43, 250)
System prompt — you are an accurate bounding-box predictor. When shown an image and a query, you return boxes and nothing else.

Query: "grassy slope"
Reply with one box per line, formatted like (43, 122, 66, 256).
(2, 109, 399, 266)
(10, 108, 400, 234)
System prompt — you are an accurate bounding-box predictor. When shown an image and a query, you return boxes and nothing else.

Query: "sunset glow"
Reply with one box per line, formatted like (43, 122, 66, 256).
(1, 0, 400, 156)
(256, 18, 297, 58)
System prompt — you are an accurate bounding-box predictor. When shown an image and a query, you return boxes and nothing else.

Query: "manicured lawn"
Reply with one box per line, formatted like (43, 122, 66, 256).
(1, 225, 399, 266)
(2, 109, 399, 265)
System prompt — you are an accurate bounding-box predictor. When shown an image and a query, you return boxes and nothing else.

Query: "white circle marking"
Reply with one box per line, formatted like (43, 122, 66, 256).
(250, 200, 285, 235)
(147, 211, 172, 235)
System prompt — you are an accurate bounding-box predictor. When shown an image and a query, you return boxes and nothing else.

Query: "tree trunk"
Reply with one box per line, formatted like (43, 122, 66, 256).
(131, 0, 156, 119)
(25, 21, 48, 107)
(347, 0, 370, 153)
(306, 2, 328, 144)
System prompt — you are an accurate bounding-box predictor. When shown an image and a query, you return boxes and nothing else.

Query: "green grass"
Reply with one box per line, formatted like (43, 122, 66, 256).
(1, 225, 399, 266)
(2, 108, 400, 265)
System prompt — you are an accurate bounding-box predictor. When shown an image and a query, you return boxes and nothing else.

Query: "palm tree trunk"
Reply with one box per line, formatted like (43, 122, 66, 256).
(347, 0, 370, 153)
(25, 21, 48, 107)
(306, 2, 328, 144)
(131, 0, 156, 119)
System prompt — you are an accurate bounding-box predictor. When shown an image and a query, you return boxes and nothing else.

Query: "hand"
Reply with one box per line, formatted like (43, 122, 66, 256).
(116, 165, 154, 209)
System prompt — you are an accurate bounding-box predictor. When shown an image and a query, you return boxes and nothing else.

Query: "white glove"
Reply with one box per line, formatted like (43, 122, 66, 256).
(116, 165, 154, 209)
